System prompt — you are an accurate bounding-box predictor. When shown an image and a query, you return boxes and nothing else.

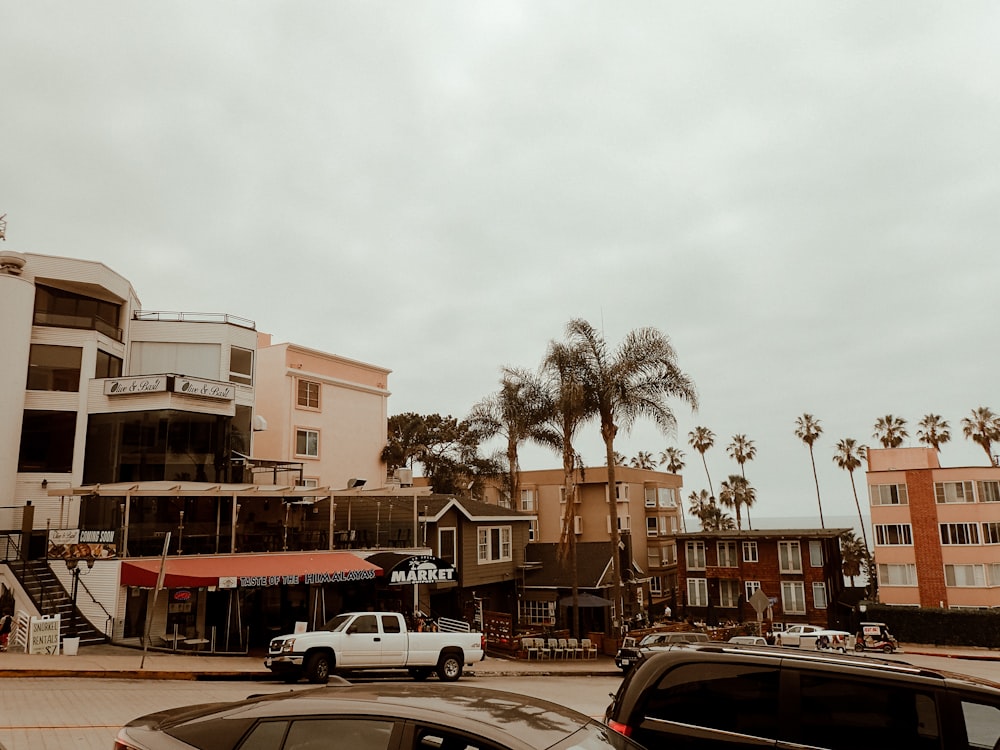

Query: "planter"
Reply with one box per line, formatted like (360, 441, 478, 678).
(63, 637, 80, 656)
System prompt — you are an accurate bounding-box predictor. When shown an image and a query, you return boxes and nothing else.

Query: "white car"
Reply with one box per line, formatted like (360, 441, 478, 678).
(728, 635, 768, 646)
(775, 624, 824, 647)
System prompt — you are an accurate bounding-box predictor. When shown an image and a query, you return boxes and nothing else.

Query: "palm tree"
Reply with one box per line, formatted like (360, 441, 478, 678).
(873, 414, 908, 448)
(659, 446, 685, 474)
(832, 438, 870, 555)
(630, 451, 657, 469)
(687, 426, 716, 500)
(840, 531, 866, 588)
(565, 319, 697, 631)
(726, 434, 756, 528)
(917, 414, 951, 453)
(718, 474, 755, 531)
(688, 489, 735, 531)
(540, 338, 591, 637)
(467, 367, 553, 508)
(961, 407, 1000, 467)
(794, 413, 826, 529)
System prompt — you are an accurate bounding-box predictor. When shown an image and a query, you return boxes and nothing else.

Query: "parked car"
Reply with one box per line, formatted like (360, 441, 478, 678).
(266, 611, 484, 683)
(613, 631, 710, 672)
(799, 629, 855, 653)
(774, 623, 824, 647)
(115, 682, 647, 750)
(727, 635, 768, 646)
(605, 642, 1000, 750)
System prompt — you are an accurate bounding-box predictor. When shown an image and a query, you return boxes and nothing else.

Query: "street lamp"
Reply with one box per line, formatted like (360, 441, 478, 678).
(65, 555, 96, 637)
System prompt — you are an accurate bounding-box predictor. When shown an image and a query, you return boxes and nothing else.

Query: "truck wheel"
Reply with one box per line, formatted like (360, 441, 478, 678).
(436, 653, 463, 682)
(306, 653, 331, 684)
(409, 667, 432, 681)
(854, 642, 864, 652)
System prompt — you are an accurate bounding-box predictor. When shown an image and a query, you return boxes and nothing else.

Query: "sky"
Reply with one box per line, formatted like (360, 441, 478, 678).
(3, 2, 999, 524)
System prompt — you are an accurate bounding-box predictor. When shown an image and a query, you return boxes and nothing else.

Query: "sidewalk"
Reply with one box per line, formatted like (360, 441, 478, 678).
(0, 642, 994, 681)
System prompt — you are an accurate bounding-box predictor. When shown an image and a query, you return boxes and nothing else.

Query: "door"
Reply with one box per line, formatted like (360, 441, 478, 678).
(378, 614, 408, 666)
(340, 614, 382, 667)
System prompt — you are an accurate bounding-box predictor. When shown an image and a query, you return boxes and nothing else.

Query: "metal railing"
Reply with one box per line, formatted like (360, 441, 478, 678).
(132, 310, 256, 330)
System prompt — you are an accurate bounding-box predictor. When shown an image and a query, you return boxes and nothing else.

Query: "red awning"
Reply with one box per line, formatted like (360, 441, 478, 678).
(120, 552, 381, 589)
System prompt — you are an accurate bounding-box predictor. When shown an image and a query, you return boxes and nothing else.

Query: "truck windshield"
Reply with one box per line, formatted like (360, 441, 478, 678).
(324, 614, 353, 632)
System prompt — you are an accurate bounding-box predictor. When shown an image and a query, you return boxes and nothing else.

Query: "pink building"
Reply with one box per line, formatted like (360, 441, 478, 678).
(867, 447, 1000, 609)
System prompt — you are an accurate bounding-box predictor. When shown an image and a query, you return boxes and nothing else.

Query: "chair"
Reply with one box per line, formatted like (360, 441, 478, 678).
(549, 638, 564, 659)
(538, 638, 552, 660)
(557, 638, 570, 659)
(567, 637, 582, 659)
(523, 637, 539, 660)
(581, 638, 597, 659)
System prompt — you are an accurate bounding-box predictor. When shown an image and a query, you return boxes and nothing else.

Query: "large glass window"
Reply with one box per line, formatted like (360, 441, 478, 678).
(130, 341, 220, 378)
(945, 564, 986, 587)
(935, 481, 974, 504)
(477, 526, 511, 563)
(719, 580, 740, 607)
(808, 540, 823, 566)
(870, 483, 908, 505)
(229, 347, 253, 386)
(26, 344, 82, 391)
(33, 283, 122, 340)
(717, 541, 738, 567)
(18, 410, 76, 472)
(295, 429, 319, 458)
(983, 522, 1000, 545)
(686, 541, 706, 570)
(778, 541, 802, 573)
(875, 524, 913, 545)
(781, 581, 806, 613)
(687, 578, 708, 607)
(879, 563, 918, 586)
(95, 349, 123, 379)
(940, 523, 980, 545)
(742, 541, 758, 562)
(977, 480, 1000, 503)
(519, 599, 555, 626)
(813, 582, 828, 609)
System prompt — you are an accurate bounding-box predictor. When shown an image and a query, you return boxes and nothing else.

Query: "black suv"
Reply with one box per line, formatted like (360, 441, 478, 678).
(605, 643, 1000, 749)
(614, 632, 710, 672)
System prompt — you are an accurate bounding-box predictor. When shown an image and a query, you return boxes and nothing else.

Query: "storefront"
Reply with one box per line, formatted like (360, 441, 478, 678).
(120, 551, 382, 650)
(366, 552, 458, 621)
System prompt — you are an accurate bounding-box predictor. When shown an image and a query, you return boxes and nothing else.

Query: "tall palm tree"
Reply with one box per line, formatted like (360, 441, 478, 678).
(794, 413, 826, 529)
(840, 531, 865, 589)
(630, 451, 657, 469)
(917, 414, 951, 453)
(659, 446, 685, 474)
(467, 367, 553, 508)
(873, 414, 908, 448)
(961, 407, 1000, 467)
(566, 319, 697, 631)
(688, 489, 735, 531)
(832, 438, 870, 556)
(718, 474, 755, 531)
(687, 426, 716, 500)
(726, 434, 756, 528)
(540, 338, 591, 637)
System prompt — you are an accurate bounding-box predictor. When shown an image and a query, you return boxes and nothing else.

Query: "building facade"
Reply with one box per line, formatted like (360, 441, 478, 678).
(676, 528, 848, 629)
(867, 447, 1000, 609)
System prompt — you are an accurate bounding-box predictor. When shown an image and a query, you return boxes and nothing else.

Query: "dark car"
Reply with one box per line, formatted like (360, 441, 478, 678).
(613, 631, 709, 672)
(605, 642, 1000, 750)
(114, 681, 647, 750)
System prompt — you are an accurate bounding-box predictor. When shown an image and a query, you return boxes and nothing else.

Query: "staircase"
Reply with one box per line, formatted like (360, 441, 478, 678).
(5, 560, 107, 646)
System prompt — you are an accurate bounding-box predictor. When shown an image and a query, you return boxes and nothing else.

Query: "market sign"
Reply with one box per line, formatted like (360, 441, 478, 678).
(387, 555, 456, 586)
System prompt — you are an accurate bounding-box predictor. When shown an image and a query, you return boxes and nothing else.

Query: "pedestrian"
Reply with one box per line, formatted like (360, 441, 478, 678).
(0, 614, 12, 651)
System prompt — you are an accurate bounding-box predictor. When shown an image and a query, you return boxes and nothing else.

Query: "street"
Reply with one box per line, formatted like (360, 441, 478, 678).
(0, 674, 622, 750)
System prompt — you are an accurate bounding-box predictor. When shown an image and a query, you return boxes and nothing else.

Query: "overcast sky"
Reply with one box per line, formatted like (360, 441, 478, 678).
(4, 3, 998, 523)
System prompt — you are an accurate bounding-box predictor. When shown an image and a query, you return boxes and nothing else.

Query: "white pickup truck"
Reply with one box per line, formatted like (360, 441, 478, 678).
(265, 611, 485, 683)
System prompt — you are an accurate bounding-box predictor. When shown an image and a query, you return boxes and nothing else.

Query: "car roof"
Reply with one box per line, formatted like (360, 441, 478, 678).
(155, 683, 595, 750)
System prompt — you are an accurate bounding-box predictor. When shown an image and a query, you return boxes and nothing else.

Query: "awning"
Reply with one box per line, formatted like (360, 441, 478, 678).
(120, 552, 381, 589)
(367, 552, 457, 585)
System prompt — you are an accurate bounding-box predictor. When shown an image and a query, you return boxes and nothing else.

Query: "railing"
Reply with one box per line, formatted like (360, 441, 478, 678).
(74, 573, 114, 637)
(437, 616, 472, 633)
(0, 534, 21, 563)
(132, 310, 256, 330)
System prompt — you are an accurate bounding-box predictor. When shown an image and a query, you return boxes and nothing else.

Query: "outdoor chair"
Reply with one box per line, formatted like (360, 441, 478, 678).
(538, 638, 552, 659)
(567, 637, 582, 658)
(548, 638, 564, 659)
(581, 638, 597, 658)
(557, 638, 569, 658)
(523, 637, 539, 660)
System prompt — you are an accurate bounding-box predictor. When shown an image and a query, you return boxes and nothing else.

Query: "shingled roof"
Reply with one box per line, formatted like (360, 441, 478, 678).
(522, 541, 616, 589)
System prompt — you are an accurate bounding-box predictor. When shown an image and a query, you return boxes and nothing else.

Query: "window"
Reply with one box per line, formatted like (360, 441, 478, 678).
(297, 379, 320, 409)
(130, 341, 219, 378)
(380, 615, 402, 633)
(875, 524, 913, 545)
(559, 486, 566, 504)
(686, 541, 706, 570)
(870, 483, 908, 506)
(990, 563, 1000, 586)
(281, 719, 393, 750)
(961, 699, 1000, 750)
(519, 599, 555, 626)
(812, 582, 828, 609)
(33, 283, 122, 340)
(745, 580, 761, 600)
(940, 523, 980, 545)
(778, 541, 802, 573)
(17, 410, 76, 473)
(477, 526, 511, 563)
(983, 522, 1000, 545)
(650, 576, 662, 595)
(978, 480, 1000, 503)
(659, 487, 677, 508)
(295, 429, 319, 457)
(645, 487, 657, 507)
(527, 519, 537, 542)
(647, 548, 661, 568)
(742, 541, 758, 563)
(646, 517, 658, 537)
(438, 528, 456, 565)
(607, 514, 630, 532)
(687, 577, 708, 607)
(808, 540, 823, 566)
(945, 564, 985, 587)
(935, 481, 974, 504)
(878, 563, 917, 586)
(719, 579, 740, 608)
(608, 482, 629, 502)
(95, 350, 123, 379)
(26, 344, 82, 391)
(229, 346, 253, 386)
(520, 489, 535, 511)
(574, 516, 583, 534)
(717, 541, 738, 567)
(781, 581, 805, 614)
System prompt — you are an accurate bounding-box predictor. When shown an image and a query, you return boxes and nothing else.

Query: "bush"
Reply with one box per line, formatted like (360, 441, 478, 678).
(857, 604, 1000, 648)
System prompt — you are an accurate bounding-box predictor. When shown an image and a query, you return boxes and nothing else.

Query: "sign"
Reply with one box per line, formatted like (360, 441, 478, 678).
(387, 555, 456, 586)
(174, 377, 236, 401)
(749, 588, 771, 616)
(236, 569, 377, 587)
(48, 529, 117, 559)
(104, 376, 168, 396)
(29, 615, 60, 655)
(218, 576, 237, 589)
